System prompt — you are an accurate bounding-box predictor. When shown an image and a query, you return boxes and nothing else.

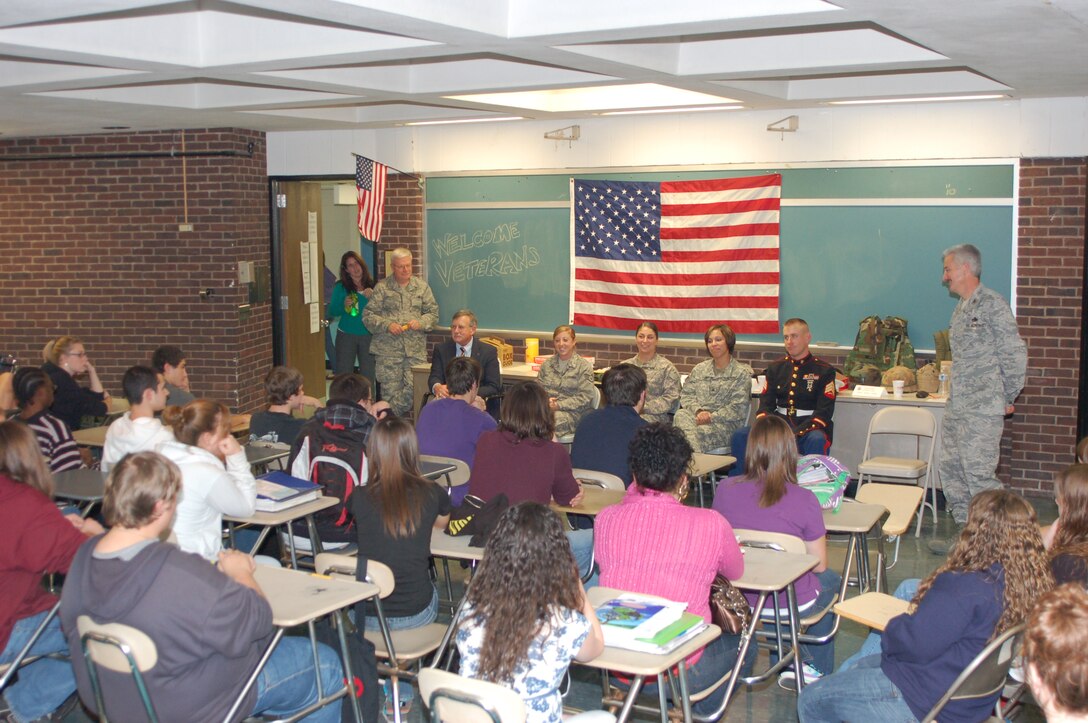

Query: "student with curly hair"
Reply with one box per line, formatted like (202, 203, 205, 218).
(1023, 583, 1088, 722)
(798, 489, 1054, 723)
(1041, 463, 1088, 586)
(455, 502, 608, 723)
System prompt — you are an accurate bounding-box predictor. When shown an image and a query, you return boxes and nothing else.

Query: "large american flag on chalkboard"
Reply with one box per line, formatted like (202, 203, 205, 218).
(570, 174, 781, 334)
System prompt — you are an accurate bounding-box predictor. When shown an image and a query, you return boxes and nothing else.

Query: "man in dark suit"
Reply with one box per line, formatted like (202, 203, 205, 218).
(428, 309, 501, 413)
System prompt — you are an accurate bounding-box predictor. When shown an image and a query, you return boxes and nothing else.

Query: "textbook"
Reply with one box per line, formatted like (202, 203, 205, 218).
(623, 613, 707, 654)
(255, 471, 321, 512)
(596, 595, 686, 648)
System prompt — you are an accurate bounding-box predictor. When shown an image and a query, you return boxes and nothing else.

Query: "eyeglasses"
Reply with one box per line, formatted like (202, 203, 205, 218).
(65, 351, 87, 358)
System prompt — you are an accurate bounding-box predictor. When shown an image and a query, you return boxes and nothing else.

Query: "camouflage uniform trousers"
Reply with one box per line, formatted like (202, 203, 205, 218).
(374, 353, 422, 417)
(673, 409, 739, 454)
(938, 411, 1005, 525)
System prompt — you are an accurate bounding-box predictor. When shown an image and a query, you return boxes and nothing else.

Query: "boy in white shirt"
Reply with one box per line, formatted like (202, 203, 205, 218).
(101, 366, 173, 472)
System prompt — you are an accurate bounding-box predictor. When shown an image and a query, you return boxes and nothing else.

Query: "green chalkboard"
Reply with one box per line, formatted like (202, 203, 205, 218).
(424, 163, 1016, 347)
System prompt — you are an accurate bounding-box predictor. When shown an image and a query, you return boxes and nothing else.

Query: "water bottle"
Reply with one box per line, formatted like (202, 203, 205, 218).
(937, 372, 948, 397)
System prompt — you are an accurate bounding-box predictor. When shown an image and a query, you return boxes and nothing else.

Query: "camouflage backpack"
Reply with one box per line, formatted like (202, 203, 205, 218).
(844, 315, 917, 385)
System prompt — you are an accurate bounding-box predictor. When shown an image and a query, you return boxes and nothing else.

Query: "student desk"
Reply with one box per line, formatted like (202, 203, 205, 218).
(54, 468, 106, 517)
(430, 526, 485, 613)
(225, 495, 339, 568)
(244, 443, 291, 474)
(823, 501, 889, 596)
(72, 425, 108, 448)
(721, 546, 820, 706)
(833, 591, 909, 632)
(225, 565, 381, 723)
(420, 458, 457, 481)
(551, 487, 625, 517)
(411, 361, 539, 418)
(586, 586, 723, 723)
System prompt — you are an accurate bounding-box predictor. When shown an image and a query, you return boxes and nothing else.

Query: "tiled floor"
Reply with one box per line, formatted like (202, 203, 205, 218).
(60, 493, 1054, 722)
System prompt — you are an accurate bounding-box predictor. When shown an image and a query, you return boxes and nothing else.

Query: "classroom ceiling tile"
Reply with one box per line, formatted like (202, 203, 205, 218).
(560, 28, 947, 76)
(0, 10, 437, 68)
(446, 83, 738, 113)
(32, 82, 359, 109)
(256, 58, 611, 94)
(0, 60, 143, 87)
(718, 70, 1011, 101)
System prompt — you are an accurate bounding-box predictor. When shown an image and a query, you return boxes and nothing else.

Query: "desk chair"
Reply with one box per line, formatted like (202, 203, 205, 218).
(919, 623, 1024, 723)
(77, 616, 160, 723)
(558, 386, 602, 448)
(572, 468, 625, 491)
(854, 483, 925, 568)
(0, 601, 63, 694)
(317, 554, 449, 723)
(420, 455, 471, 496)
(419, 667, 526, 723)
(733, 530, 840, 670)
(855, 406, 937, 536)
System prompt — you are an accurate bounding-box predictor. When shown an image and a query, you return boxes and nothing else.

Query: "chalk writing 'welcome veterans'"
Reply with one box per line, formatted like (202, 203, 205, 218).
(431, 223, 521, 259)
(433, 244, 541, 288)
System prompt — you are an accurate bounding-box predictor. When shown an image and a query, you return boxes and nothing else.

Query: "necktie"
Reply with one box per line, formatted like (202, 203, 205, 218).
(459, 346, 466, 357)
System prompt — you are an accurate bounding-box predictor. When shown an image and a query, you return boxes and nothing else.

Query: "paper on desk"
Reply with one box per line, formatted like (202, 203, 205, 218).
(309, 302, 320, 334)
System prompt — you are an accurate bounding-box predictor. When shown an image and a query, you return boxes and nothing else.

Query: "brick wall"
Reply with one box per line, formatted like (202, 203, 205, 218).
(372, 175, 425, 281)
(0, 128, 272, 412)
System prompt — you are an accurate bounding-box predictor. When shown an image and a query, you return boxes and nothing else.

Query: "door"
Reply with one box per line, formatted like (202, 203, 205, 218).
(274, 181, 327, 400)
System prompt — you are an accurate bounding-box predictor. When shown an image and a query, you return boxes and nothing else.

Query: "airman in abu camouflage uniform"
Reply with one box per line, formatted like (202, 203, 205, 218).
(938, 244, 1027, 527)
(674, 324, 753, 454)
(622, 321, 682, 424)
(362, 248, 438, 416)
(537, 325, 596, 438)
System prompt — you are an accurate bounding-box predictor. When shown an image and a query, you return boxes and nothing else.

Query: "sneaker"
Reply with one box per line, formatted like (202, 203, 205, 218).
(927, 538, 953, 556)
(778, 663, 823, 690)
(381, 680, 413, 722)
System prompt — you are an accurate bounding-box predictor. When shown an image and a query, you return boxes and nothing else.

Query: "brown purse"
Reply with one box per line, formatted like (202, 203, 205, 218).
(709, 574, 752, 635)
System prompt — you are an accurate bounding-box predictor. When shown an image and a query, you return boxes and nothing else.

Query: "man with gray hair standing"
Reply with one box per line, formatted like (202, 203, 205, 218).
(363, 247, 438, 416)
(932, 243, 1027, 552)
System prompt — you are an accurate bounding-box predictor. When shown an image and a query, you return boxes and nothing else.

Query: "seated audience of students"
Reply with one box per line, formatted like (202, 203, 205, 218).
(14, 366, 88, 473)
(0, 420, 103, 723)
(570, 363, 648, 488)
(415, 356, 496, 503)
(467, 381, 592, 577)
(456, 502, 608, 723)
(249, 366, 324, 445)
(42, 336, 110, 431)
(594, 423, 755, 717)
(1023, 584, 1088, 723)
(151, 344, 194, 407)
(713, 415, 840, 686)
(101, 365, 173, 472)
(287, 373, 390, 550)
(622, 321, 681, 424)
(353, 417, 451, 718)
(536, 325, 596, 438)
(798, 489, 1053, 723)
(158, 400, 257, 561)
(673, 324, 752, 454)
(60, 451, 344, 722)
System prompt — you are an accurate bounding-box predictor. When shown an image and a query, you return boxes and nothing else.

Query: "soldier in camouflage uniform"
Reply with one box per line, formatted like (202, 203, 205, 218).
(537, 325, 595, 438)
(938, 244, 1027, 527)
(362, 248, 438, 416)
(674, 324, 753, 453)
(622, 321, 682, 424)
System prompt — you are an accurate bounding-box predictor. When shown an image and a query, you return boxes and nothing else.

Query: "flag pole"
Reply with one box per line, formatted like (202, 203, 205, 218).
(351, 152, 422, 186)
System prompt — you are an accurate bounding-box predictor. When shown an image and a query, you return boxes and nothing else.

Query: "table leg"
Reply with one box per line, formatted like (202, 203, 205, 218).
(305, 513, 325, 556)
(657, 673, 669, 723)
(615, 676, 646, 723)
(223, 628, 285, 723)
(840, 534, 858, 598)
(676, 659, 693, 723)
(786, 584, 804, 694)
(336, 610, 364, 723)
(286, 524, 300, 569)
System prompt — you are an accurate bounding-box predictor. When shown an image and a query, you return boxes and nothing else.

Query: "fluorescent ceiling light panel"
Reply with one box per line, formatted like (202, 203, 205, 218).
(447, 83, 737, 112)
(599, 105, 743, 115)
(562, 29, 946, 76)
(257, 59, 609, 94)
(404, 116, 523, 126)
(827, 94, 1007, 105)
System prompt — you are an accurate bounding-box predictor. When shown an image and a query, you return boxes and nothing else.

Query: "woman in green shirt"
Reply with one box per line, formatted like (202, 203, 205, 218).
(327, 251, 376, 381)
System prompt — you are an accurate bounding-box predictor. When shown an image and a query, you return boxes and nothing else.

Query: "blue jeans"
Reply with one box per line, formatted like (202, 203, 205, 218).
(1, 609, 75, 722)
(839, 578, 919, 672)
(729, 426, 829, 476)
(362, 586, 438, 632)
(765, 568, 841, 675)
(252, 636, 344, 723)
(567, 529, 596, 586)
(631, 631, 757, 718)
(797, 653, 916, 722)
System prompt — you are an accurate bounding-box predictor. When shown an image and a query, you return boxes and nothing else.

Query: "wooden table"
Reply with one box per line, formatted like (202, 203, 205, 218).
(224, 565, 381, 723)
(72, 425, 108, 448)
(823, 500, 888, 596)
(225, 495, 339, 568)
(585, 586, 722, 723)
(54, 468, 106, 517)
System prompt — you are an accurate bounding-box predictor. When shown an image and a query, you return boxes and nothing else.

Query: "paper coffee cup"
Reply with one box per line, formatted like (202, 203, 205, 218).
(892, 380, 905, 398)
